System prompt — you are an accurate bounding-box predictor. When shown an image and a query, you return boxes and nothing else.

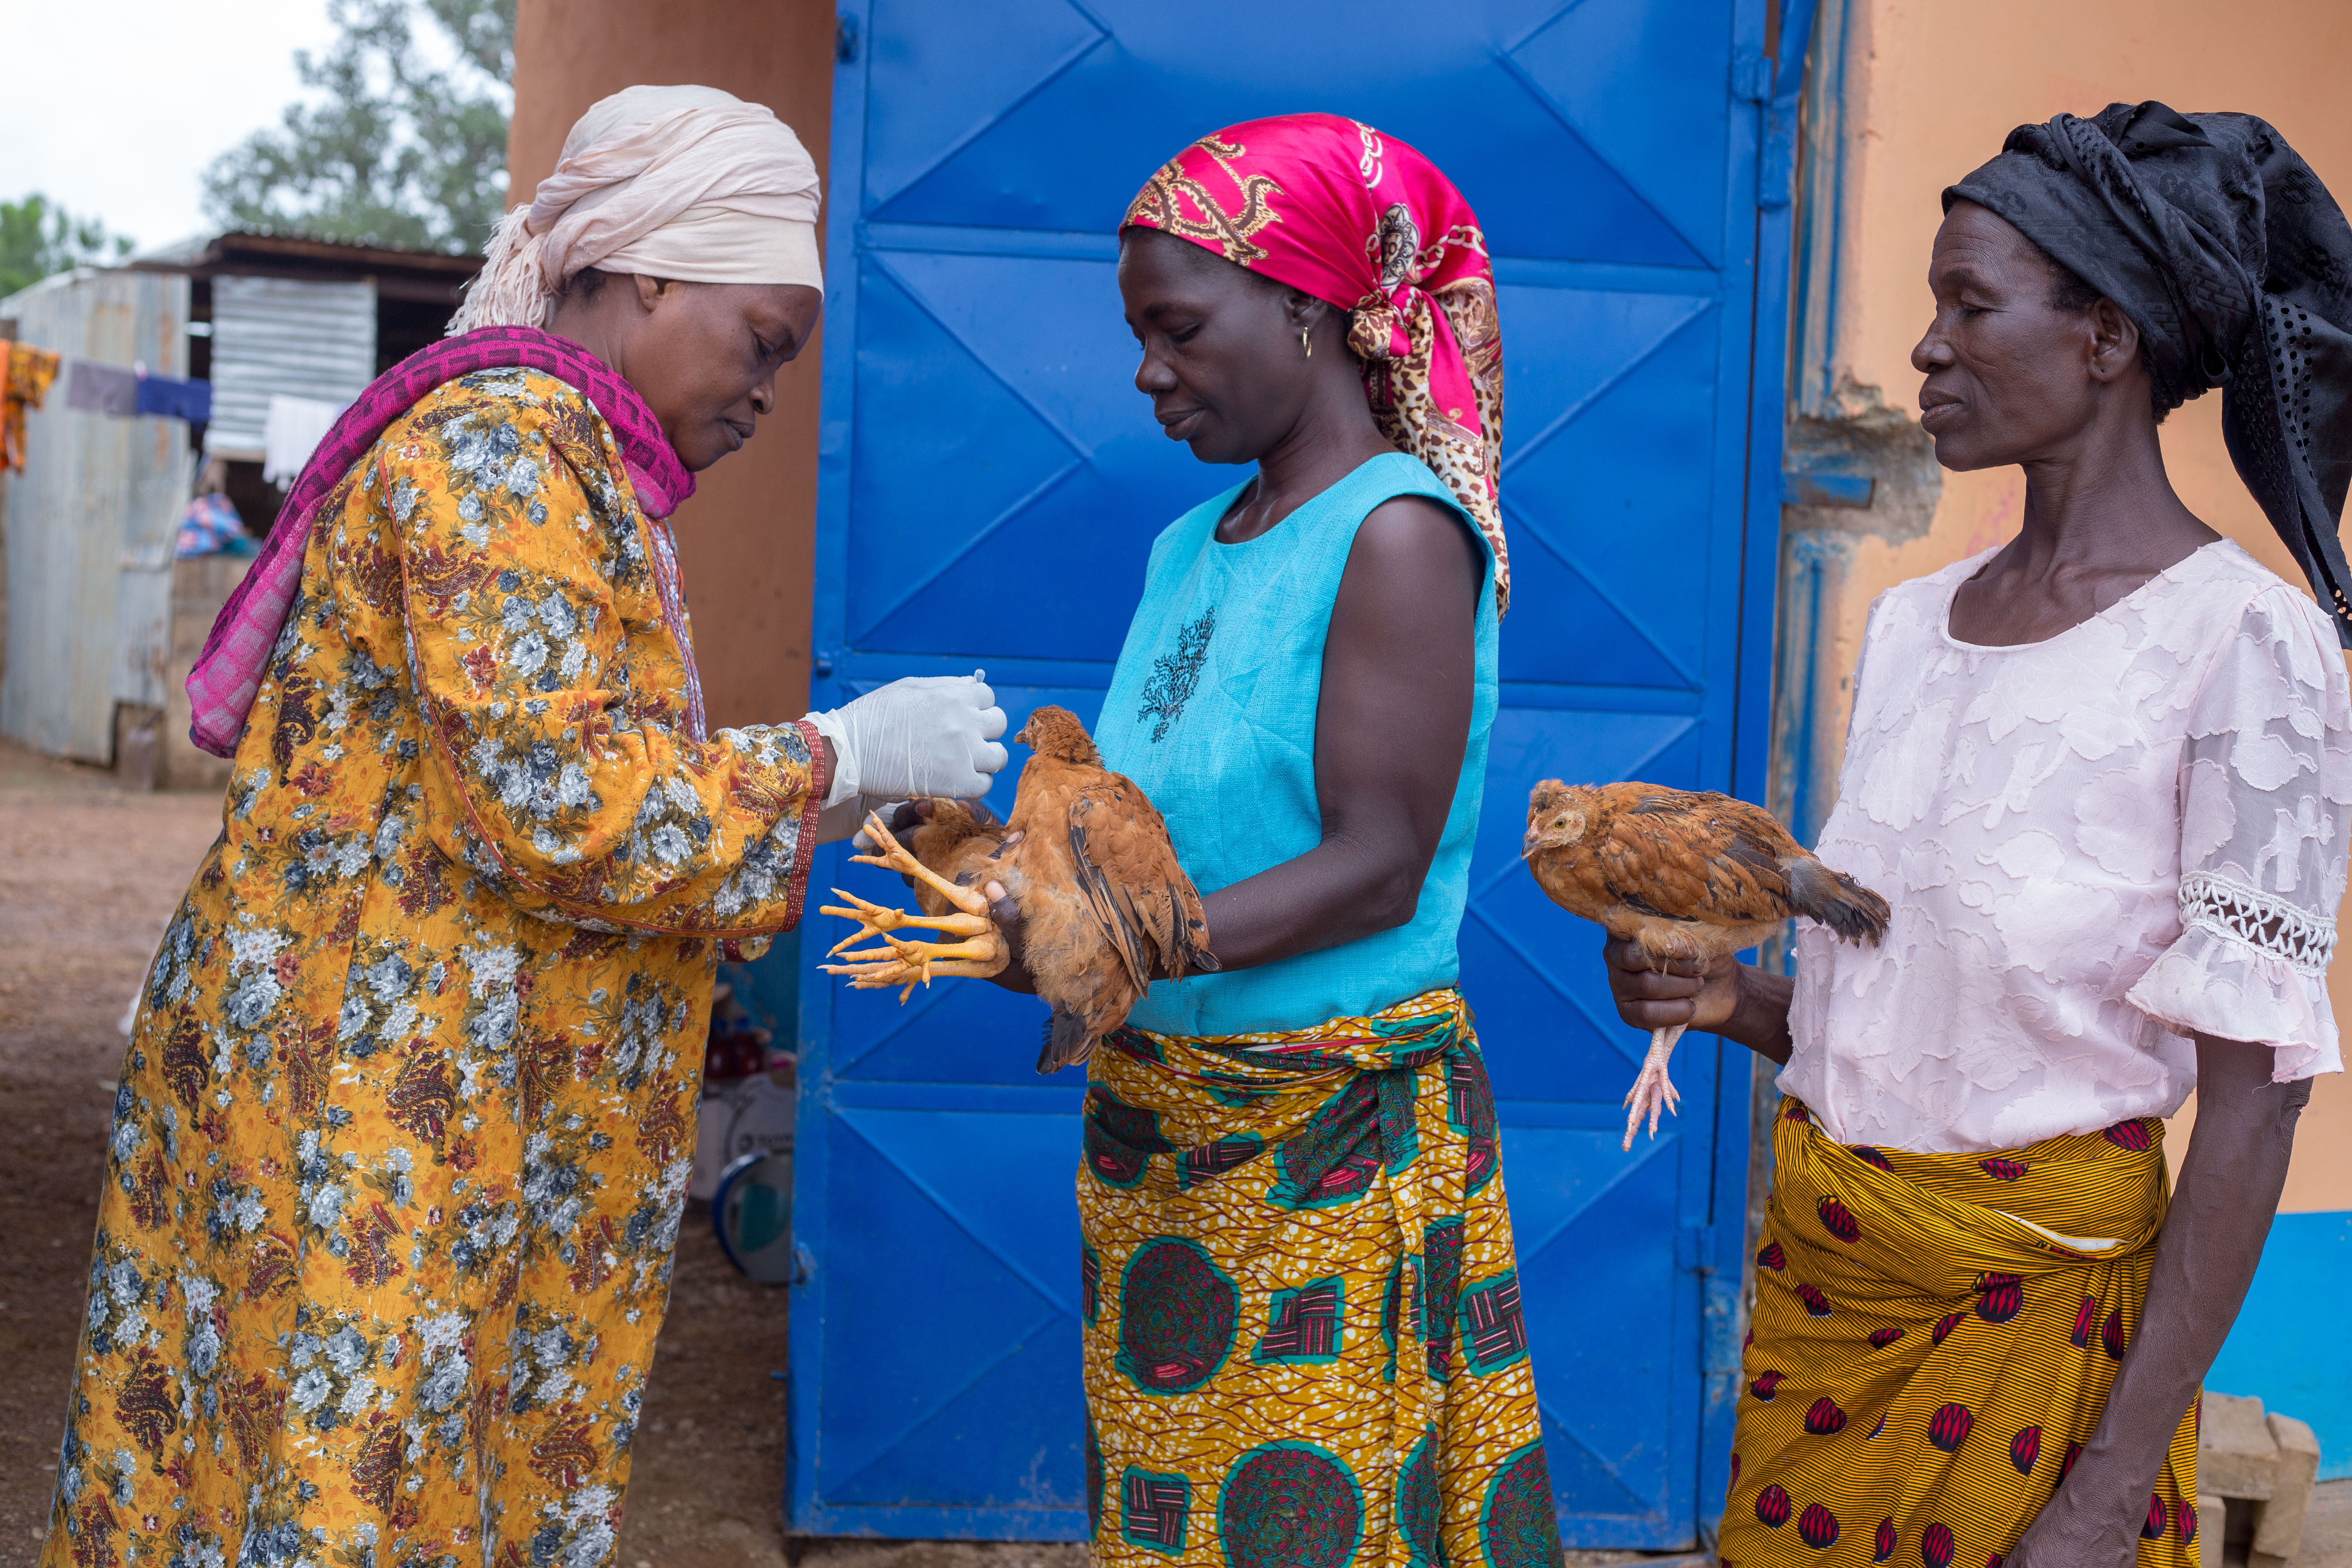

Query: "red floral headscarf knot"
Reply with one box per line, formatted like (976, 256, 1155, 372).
(1124, 113, 1510, 614)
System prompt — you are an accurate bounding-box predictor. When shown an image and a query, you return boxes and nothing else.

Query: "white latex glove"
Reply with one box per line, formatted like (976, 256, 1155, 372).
(817, 795, 906, 846)
(805, 671, 1007, 808)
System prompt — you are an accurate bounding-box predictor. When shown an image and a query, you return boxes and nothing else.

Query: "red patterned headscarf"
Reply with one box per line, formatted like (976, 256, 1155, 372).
(1124, 113, 1510, 613)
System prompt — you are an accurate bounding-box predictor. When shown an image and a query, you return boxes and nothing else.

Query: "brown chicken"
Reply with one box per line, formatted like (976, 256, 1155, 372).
(821, 705, 1217, 1073)
(1521, 780, 1889, 1150)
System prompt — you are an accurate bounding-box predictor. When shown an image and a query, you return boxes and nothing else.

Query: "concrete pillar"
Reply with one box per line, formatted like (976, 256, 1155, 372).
(506, 0, 836, 732)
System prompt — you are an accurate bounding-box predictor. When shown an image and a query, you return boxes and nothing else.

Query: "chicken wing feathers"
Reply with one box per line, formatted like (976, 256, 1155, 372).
(1030, 772, 1219, 1075)
(1067, 784, 1219, 995)
(1068, 788, 1157, 995)
(1593, 790, 1805, 932)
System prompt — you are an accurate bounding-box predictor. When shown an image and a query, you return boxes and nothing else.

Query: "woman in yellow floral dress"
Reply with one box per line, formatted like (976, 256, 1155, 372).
(43, 86, 1008, 1568)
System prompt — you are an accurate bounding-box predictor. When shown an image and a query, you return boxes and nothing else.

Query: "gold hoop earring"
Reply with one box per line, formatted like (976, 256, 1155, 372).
(1300, 324, 1314, 358)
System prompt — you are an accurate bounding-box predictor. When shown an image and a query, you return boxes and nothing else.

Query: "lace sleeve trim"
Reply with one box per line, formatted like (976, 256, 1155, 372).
(2178, 870, 2339, 975)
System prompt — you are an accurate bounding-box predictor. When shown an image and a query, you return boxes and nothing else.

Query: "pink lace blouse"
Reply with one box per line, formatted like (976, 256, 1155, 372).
(1782, 539, 2349, 1154)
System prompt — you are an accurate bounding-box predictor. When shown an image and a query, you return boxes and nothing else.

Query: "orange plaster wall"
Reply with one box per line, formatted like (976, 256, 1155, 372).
(506, 0, 836, 730)
(1811, 0, 2352, 1211)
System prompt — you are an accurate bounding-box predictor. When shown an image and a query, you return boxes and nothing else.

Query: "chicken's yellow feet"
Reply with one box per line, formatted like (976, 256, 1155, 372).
(819, 812, 1009, 1000)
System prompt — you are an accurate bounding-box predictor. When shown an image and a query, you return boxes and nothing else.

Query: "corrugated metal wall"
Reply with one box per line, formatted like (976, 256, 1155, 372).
(204, 275, 376, 459)
(0, 269, 192, 763)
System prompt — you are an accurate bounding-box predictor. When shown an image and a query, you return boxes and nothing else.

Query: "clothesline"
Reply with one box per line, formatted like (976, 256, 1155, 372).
(10, 346, 342, 494)
(61, 358, 211, 424)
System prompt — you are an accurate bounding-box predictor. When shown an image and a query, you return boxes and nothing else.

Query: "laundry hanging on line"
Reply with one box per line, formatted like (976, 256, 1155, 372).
(62, 358, 212, 423)
(263, 393, 346, 487)
(3, 341, 63, 473)
(137, 373, 211, 424)
(64, 358, 139, 416)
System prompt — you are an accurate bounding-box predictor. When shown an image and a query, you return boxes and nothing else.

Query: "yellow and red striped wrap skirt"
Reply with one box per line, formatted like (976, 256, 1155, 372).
(1078, 987, 1564, 1568)
(1718, 1098, 2198, 1567)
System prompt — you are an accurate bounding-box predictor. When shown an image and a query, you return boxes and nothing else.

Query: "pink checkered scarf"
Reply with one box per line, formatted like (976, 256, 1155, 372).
(186, 326, 695, 758)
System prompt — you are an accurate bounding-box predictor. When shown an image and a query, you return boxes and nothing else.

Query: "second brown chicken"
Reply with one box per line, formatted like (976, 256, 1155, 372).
(1522, 779, 1889, 1149)
(823, 704, 1217, 1072)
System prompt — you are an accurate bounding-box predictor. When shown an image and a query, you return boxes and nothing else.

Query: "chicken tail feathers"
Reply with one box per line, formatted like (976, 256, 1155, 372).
(1037, 1009, 1094, 1075)
(1783, 857, 1891, 945)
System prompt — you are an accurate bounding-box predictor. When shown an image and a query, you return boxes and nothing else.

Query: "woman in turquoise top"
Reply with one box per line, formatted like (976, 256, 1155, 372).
(976, 116, 1563, 1568)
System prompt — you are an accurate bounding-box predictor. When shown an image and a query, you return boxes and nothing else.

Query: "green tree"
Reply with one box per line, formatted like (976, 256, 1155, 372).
(202, 0, 515, 256)
(0, 196, 134, 300)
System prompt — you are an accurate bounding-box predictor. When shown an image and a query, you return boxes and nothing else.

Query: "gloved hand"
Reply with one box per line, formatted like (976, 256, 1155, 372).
(816, 794, 905, 845)
(805, 670, 1008, 809)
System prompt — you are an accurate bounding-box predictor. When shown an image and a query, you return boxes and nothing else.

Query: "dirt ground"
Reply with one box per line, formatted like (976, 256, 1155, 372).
(2, 734, 2343, 1568)
(0, 743, 227, 1562)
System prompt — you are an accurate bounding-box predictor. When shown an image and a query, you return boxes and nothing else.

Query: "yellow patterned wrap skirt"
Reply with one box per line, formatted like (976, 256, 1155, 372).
(1717, 1098, 2198, 1567)
(1078, 987, 1564, 1568)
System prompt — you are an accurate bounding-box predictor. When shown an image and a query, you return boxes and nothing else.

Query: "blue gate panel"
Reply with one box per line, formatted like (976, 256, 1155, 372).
(818, 1106, 1086, 1508)
(1497, 288, 1725, 687)
(797, 0, 1788, 1545)
(859, 0, 1731, 271)
(1505, 1125, 1682, 1526)
(848, 252, 1200, 662)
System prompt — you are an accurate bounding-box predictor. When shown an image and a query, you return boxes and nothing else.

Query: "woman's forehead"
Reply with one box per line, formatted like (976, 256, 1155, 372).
(1119, 230, 1277, 303)
(1932, 204, 2038, 276)
(714, 282, 821, 327)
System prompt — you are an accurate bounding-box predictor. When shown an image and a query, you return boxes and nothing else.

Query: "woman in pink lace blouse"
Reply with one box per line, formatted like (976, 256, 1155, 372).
(1611, 105, 2352, 1568)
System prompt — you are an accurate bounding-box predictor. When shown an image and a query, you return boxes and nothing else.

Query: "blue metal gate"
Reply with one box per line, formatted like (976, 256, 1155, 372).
(791, 0, 1804, 1546)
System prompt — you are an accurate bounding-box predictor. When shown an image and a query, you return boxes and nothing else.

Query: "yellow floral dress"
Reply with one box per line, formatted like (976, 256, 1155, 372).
(43, 368, 825, 1568)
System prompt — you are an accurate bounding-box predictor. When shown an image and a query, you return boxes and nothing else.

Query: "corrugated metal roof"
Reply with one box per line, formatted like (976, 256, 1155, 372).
(0, 266, 104, 314)
(204, 275, 377, 460)
(134, 229, 481, 278)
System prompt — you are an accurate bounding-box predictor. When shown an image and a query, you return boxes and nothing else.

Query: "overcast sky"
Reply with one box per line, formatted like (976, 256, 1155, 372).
(3, 0, 346, 251)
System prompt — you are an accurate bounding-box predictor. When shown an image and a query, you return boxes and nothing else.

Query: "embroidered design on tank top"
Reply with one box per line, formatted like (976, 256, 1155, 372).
(1139, 605, 1216, 742)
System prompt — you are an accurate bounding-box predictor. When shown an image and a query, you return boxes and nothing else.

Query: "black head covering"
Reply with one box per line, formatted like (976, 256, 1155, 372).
(1947, 101, 2352, 645)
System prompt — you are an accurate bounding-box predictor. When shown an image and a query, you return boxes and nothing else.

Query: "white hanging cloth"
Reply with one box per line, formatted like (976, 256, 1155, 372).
(261, 393, 346, 488)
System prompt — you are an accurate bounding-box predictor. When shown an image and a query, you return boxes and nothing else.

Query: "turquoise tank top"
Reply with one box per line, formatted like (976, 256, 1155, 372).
(1094, 451, 1499, 1035)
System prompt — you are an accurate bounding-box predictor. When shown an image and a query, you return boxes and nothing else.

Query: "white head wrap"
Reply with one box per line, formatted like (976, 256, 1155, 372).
(452, 84, 822, 332)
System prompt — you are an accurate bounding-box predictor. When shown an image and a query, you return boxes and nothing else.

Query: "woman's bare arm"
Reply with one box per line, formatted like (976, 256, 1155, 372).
(2008, 1035, 2308, 1567)
(1184, 493, 1481, 970)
